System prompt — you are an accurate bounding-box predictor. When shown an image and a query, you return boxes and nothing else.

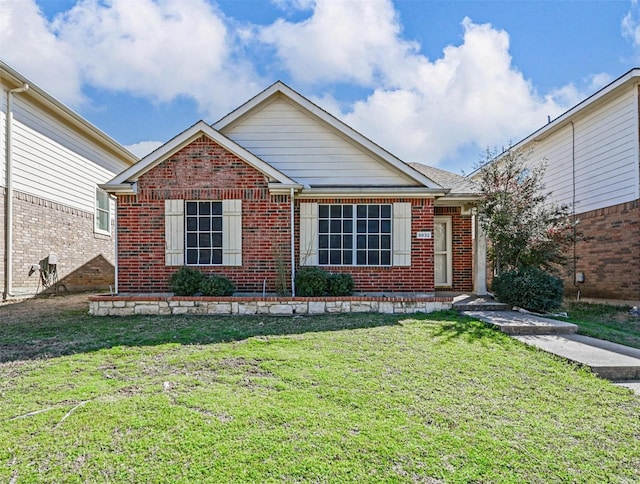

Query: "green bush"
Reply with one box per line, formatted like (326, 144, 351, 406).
(169, 267, 235, 296)
(169, 267, 205, 296)
(492, 266, 564, 312)
(326, 273, 354, 296)
(200, 274, 235, 297)
(295, 267, 329, 296)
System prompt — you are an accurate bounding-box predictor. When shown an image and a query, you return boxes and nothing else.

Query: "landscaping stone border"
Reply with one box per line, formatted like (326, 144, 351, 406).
(88, 294, 453, 316)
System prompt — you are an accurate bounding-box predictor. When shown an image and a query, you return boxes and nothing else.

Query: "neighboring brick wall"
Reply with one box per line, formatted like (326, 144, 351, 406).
(435, 206, 473, 292)
(567, 199, 640, 300)
(5, 190, 115, 295)
(116, 136, 475, 295)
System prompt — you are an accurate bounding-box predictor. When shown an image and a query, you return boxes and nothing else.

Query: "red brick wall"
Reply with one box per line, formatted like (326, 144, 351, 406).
(117, 136, 291, 293)
(567, 199, 640, 300)
(435, 206, 473, 292)
(116, 135, 475, 294)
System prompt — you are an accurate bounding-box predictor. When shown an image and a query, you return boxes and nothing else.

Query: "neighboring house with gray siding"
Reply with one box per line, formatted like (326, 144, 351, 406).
(1, 60, 137, 298)
(474, 69, 640, 301)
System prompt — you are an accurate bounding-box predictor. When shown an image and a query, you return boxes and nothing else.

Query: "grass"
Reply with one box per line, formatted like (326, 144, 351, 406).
(1, 307, 639, 482)
(557, 301, 640, 349)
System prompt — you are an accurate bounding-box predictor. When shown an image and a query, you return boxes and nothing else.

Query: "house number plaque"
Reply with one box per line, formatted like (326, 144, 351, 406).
(416, 231, 432, 239)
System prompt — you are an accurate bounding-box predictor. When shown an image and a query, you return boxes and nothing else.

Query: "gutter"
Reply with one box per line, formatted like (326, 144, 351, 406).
(4, 82, 29, 300)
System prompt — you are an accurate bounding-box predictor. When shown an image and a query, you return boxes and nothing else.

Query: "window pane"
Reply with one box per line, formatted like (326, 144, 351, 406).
(212, 217, 222, 232)
(381, 251, 391, 265)
(319, 250, 329, 265)
(212, 249, 223, 265)
(344, 251, 353, 265)
(381, 205, 391, 218)
(357, 250, 366, 265)
(199, 249, 211, 264)
(212, 202, 222, 215)
(330, 235, 342, 248)
(96, 210, 109, 232)
(368, 205, 379, 217)
(199, 217, 210, 231)
(343, 220, 352, 233)
(186, 249, 198, 264)
(212, 233, 222, 247)
(186, 217, 198, 231)
(319, 235, 329, 249)
(330, 250, 342, 264)
(186, 233, 197, 247)
(319, 220, 329, 233)
(330, 205, 342, 217)
(368, 235, 379, 249)
(368, 220, 379, 233)
(199, 202, 210, 215)
(343, 235, 353, 249)
(330, 220, 342, 233)
(357, 235, 366, 249)
(368, 251, 379, 265)
(381, 220, 391, 233)
(357, 220, 366, 233)
(343, 205, 353, 218)
(381, 235, 391, 250)
(319, 205, 329, 218)
(199, 233, 211, 247)
(186, 202, 197, 215)
(357, 205, 367, 218)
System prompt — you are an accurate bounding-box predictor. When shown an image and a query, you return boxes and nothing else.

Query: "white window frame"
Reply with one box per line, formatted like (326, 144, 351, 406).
(434, 216, 453, 287)
(95, 187, 111, 236)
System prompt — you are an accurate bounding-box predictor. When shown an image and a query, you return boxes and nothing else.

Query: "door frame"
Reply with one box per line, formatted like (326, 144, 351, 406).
(434, 216, 452, 288)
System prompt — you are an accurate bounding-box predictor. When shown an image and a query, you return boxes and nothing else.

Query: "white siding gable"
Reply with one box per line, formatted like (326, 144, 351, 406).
(524, 84, 639, 214)
(222, 97, 418, 187)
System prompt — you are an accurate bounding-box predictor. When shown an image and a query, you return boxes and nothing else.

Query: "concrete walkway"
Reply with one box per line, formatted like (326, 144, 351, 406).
(463, 310, 640, 395)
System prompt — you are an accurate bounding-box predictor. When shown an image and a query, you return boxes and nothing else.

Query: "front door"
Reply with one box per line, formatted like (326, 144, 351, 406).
(434, 216, 452, 287)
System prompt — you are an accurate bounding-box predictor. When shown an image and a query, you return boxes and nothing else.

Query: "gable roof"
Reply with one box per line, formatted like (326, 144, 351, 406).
(0, 60, 137, 166)
(102, 120, 299, 194)
(213, 81, 444, 191)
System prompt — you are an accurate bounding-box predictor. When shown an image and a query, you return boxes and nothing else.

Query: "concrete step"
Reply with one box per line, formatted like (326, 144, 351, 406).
(453, 295, 510, 312)
(513, 334, 640, 381)
(463, 310, 578, 335)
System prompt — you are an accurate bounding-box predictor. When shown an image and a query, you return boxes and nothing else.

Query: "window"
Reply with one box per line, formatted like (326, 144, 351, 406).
(164, 199, 242, 267)
(185, 201, 223, 265)
(318, 204, 392, 266)
(95, 188, 111, 234)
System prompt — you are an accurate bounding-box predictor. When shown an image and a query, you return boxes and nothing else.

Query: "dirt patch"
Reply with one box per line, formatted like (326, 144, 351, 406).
(0, 293, 91, 323)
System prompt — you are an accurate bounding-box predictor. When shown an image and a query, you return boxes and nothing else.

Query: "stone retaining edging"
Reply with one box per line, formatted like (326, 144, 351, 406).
(88, 294, 453, 316)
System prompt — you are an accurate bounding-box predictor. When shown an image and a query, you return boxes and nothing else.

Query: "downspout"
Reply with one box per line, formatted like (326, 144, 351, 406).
(570, 121, 579, 299)
(290, 187, 296, 297)
(4, 83, 29, 300)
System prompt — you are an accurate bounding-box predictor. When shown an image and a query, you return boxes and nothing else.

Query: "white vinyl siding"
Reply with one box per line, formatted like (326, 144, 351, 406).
(223, 98, 416, 187)
(4, 93, 127, 213)
(392, 202, 411, 267)
(524, 85, 639, 214)
(165, 199, 242, 266)
(300, 201, 412, 267)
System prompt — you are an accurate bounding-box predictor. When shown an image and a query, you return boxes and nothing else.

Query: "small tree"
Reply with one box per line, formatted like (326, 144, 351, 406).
(475, 147, 574, 275)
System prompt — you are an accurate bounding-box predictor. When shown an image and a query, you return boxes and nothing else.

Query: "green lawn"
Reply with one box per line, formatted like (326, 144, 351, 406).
(558, 301, 640, 349)
(1, 308, 639, 483)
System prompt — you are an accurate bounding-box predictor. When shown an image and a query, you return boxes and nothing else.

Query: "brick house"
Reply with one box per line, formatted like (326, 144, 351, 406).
(102, 82, 482, 296)
(474, 69, 640, 301)
(1, 61, 137, 298)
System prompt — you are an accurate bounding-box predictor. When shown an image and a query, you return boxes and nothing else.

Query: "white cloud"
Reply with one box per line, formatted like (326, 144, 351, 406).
(125, 140, 163, 158)
(0, 0, 84, 105)
(51, 0, 261, 117)
(622, 1, 640, 47)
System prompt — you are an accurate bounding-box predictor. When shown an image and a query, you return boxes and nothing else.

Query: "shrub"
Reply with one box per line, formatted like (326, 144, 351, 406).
(326, 273, 354, 296)
(169, 267, 205, 296)
(295, 267, 329, 297)
(492, 266, 564, 312)
(199, 274, 235, 297)
(169, 267, 235, 296)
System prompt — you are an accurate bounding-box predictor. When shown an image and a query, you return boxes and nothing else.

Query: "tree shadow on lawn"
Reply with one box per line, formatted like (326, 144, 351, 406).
(0, 308, 497, 363)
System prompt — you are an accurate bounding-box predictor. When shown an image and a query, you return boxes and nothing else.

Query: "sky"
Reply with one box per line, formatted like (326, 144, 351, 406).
(2, 0, 640, 174)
